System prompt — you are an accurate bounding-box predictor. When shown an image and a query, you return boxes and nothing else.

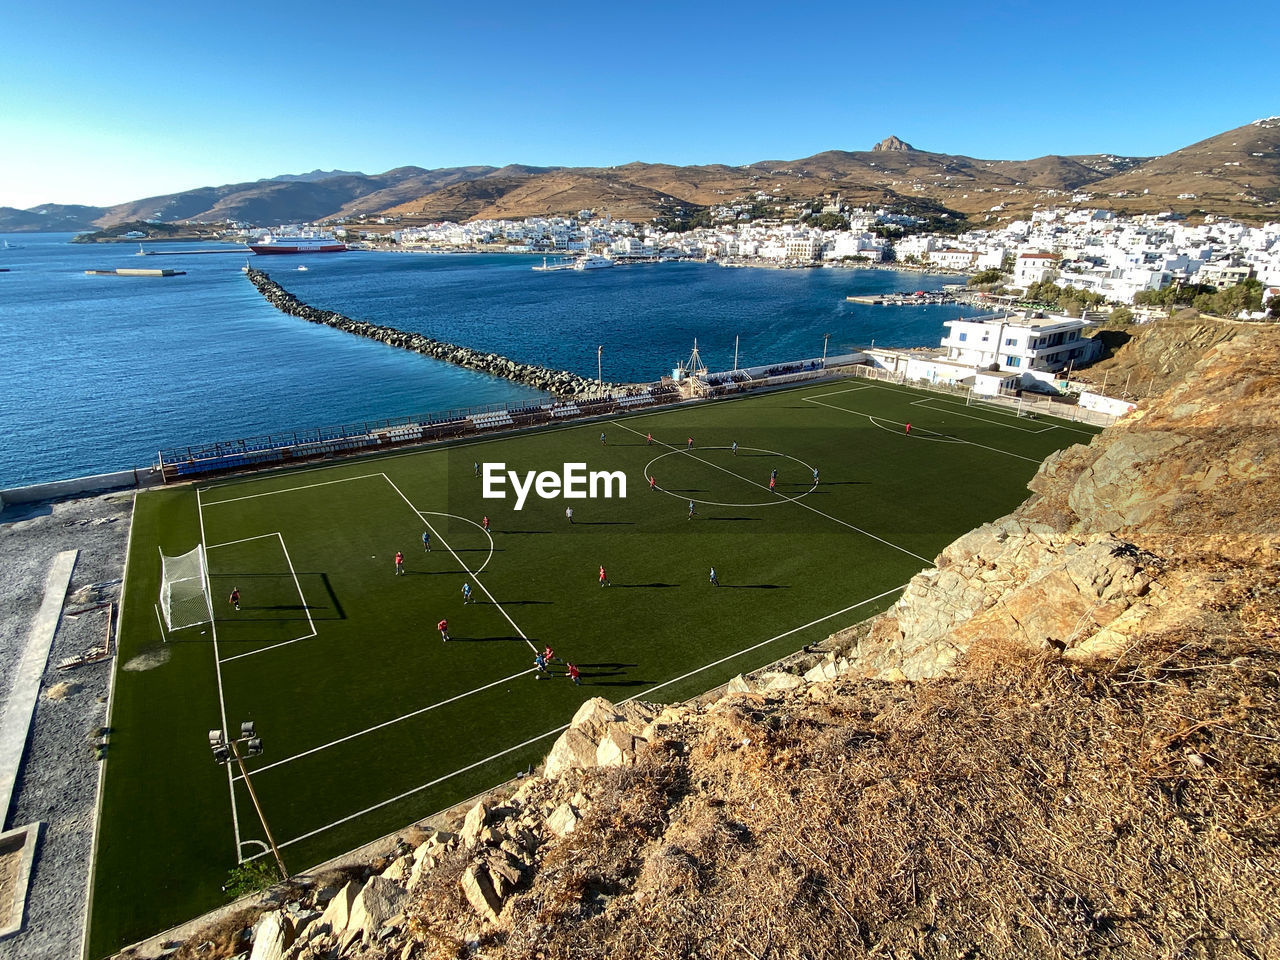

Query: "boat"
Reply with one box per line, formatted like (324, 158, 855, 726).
(248, 233, 347, 255)
(573, 254, 615, 271)
(297, 265, 308, 271)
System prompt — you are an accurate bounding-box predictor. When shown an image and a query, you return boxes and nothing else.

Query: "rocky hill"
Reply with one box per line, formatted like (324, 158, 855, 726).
(166, 319, 1280, 960)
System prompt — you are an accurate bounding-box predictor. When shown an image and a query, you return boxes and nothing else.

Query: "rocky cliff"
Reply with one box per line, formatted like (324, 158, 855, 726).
(170, 323, 1280, 960)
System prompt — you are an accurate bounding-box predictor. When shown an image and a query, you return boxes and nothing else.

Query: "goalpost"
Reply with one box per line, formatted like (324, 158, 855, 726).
(159, 544, 215, 632)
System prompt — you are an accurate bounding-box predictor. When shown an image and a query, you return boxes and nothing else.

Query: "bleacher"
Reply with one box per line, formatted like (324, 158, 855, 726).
(467, 411, 516, 431)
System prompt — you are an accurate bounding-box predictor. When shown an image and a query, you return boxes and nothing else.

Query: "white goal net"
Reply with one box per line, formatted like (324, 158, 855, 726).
(159, 545, 215, 631)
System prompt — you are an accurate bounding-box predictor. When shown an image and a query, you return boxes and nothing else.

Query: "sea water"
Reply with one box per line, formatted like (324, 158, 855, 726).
(0, 235, 984, 486)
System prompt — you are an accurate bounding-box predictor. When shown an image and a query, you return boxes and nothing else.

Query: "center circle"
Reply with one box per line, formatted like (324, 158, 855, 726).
(643, 446, 818, 508)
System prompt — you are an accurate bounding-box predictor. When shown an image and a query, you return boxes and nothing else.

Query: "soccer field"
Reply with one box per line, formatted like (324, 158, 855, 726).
(89, 378, 1100, 954)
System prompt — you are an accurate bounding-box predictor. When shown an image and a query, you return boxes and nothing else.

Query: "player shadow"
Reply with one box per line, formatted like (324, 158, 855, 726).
(613, 582, 678, 589)
(575, 662, 646, 686)
(721, 584, 789, 589)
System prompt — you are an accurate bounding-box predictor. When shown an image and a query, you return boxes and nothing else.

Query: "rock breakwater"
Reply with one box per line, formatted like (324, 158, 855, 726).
(245, 268, 622, 397)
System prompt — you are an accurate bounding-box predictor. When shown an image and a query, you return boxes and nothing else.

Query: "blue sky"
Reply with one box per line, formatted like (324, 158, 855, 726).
(2, 0, 1277, 210)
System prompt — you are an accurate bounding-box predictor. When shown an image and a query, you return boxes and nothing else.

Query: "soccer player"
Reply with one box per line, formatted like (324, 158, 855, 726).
(534, 652, 548, 673)
(599, 565, 610, 587)
(732, 441, 738, 456)
(905, 422, 912, 434)
(394, 551, 404, 576)
(567, 662, 581, 685)
(600, 431, 607, 446)
(769, 476, 776, 492)
(646, 432, 653, 446)
(544, 645, 556, 663)
(437, 618, 450, 642)
(771, 468, 778, 481)
(566, 506, 574, 524)
(422, 530, 431, 552)
(688, 500, 695, 519)
(687, 436, 694, 450)
(228, 587, 240, 611)
(709, 567, 719, 586)
(462, 582, 472, 604)
(649, 475, 657, 492)
(813, 467, 819, 483)
(474, 461, 480, 477)
(482, 515, 490, 532)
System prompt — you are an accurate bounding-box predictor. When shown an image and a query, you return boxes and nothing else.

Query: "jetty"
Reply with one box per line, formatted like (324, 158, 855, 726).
(845, 291, 959, 306)
(244, 268, 619, 397)
(85, 268, 186, 277)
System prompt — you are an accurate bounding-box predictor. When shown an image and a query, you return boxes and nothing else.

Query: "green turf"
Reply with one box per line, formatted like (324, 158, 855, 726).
(88, 379, 1100, 955)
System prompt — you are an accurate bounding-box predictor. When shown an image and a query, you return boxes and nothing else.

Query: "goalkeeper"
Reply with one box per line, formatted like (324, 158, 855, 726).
(228, 587, 241, 612)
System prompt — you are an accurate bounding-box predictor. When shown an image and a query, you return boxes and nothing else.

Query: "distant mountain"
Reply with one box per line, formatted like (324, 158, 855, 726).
(0, 203, 104, 232)
(5, 121, 1277, 233)
(268, 169, 365, 183)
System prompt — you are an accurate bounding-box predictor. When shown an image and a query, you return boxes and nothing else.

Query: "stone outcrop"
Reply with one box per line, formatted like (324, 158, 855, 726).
(872, 135, 914, 152)
(245, 268, 622, 397)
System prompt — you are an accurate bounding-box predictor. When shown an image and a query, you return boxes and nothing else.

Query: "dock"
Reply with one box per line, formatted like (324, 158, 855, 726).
(846, 291, 960, 306)
(85, 268, 186, 277)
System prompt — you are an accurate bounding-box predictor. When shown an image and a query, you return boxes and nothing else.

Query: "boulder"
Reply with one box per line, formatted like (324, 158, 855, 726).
(314, 880, 359, 939)
(249, 911, 295, 960)
(348, 876, 408, 939)
(545, 802, 580, 838)
(460, 800, 492, 847)
(461, 863, 504, 922)
(543, 727, 600, 779)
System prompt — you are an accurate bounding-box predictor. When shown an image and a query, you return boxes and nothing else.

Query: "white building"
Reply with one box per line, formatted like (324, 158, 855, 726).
(1013, 252, 1059, 287)
(941, 312, 1100, 376)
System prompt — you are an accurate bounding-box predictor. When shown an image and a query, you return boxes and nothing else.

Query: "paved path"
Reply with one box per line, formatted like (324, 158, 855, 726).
(0, 550, 77, 829)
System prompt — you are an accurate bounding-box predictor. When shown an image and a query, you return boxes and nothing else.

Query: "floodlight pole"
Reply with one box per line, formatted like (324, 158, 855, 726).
(211, 725, 288, 880)
(822, 332, 831, 365)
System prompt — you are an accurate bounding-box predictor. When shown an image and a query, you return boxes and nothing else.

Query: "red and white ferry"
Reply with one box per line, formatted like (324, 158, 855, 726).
(248, 233, 347, 255)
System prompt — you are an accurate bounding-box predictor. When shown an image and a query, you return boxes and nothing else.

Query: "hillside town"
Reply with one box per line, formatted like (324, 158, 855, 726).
(340, 204, 1280, 318)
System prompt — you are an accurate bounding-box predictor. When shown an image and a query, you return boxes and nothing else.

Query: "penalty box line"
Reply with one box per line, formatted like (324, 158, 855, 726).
(232, 666, 538, 782)
(379, 473, 538, 655)
(802, 394, 1045, 465)
(206, 532, 319, 665)
(250, 583, 908, 856)
(621, 583, 909, 707)
(608, 419, 933, 565)
(257, 722, 571, 856)
(910, 396, 1056, 434)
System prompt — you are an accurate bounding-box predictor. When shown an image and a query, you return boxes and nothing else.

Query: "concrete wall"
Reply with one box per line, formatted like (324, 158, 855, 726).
(0, 468, 156, 507)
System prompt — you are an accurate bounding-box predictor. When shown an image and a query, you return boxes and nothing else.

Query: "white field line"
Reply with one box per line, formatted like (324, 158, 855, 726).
(844, 376, 1098, 438)
(197, 487, 243, 861)
(201, 472, 386, 506)
(910, 396, 1055, 434)
(609, 419, 933, 564)
(802, 396, 1044, 465)
(233, 667, 538, 782)
(212, 532, 319, 665)
(251, 582, 907, 854)
(269, 723, 570, 852)
(207, 532, 285, 550)
(153, 603, 169, 642)
(621, 584, 908, 706)
(379, 473, 538, 654)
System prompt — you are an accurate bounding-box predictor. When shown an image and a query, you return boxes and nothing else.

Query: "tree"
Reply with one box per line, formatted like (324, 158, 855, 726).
(968, 268, 1005, 286)
(1267, 295, 1280, 321)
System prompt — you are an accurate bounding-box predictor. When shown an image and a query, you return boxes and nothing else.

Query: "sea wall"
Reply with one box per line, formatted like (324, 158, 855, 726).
(246, 269, 621, 397)
(0, 468, 155, 507)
